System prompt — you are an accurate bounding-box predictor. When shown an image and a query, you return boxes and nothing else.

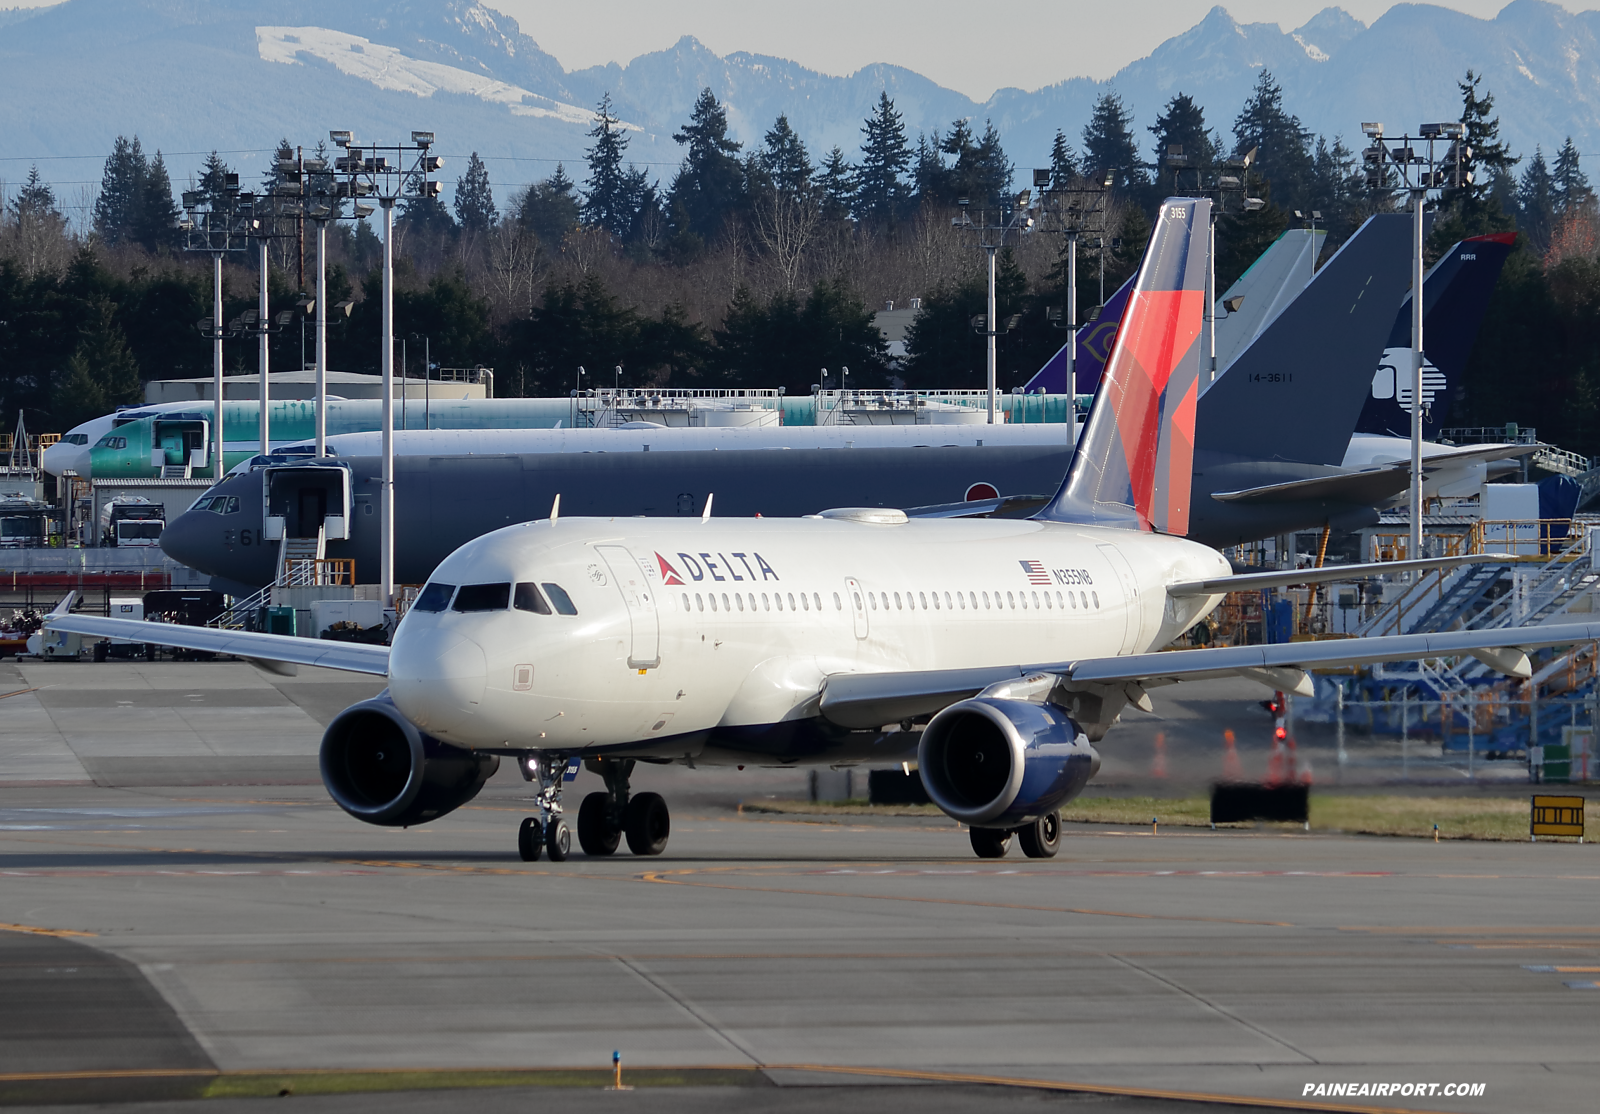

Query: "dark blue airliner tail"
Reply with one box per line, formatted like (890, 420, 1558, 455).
(1355, 231, 1515, 438)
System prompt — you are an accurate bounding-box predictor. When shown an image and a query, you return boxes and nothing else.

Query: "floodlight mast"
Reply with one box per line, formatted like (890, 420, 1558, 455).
(335, 131, 443, 607)
(180, 173, 248, 476)
(1039, 168, 1112, 398)
(954, 192, 1036, 421)
(1363, 120, 1461, 560)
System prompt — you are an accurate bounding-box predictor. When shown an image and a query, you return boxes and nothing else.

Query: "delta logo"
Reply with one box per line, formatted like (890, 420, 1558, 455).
(654, 551, 779, 584)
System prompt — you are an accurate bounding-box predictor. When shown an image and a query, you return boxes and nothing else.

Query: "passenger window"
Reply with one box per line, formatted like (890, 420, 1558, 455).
(696, 593, 704, 612)
(748, 593, 756, 611)
(1007, 592, 1015, 609)
(1080, 591, 1088, 609)
(514, 582, 552, 614)
(541, 583, 579, 615)
(787, 593, 796, 610)
(944, 592, 952, 609)
(1044, 592, 1052, 610)
(414, 582, 455, 612)
(1092, 591, 1100, 609)
(868, 592, 876, 610)
(736, 594, 744, 612)
(762, 593, 770, 611)
(982, 592, 990, 609)
(969, 592, 977, 609)
(775, 593, 783, 611)
(1032, 591, 1040, 608)
(929, 592, 938, 610)
(710, 594, 719, 612)
(894, 592, 902, 610)
(454, 583, 511, 612)
(813, 592, 821, 611)
(722, 593, 731, 611)
(683, 593, 691, 611)
(852, 592, 862, 610)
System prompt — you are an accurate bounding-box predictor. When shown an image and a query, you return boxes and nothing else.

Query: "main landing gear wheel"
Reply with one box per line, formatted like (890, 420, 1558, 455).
(624, 792, 671, 856)
(517, 816, 542, 862)
(970, 827, 1012, 858)
(1018, 812, 1061, 859)
(545, 819, 572, 861)
(577, 792, 622, 856)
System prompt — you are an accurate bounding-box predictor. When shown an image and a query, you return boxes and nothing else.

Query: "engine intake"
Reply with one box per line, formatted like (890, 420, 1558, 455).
(321, 692, 499, 827)
(918, 698, 1099, 827)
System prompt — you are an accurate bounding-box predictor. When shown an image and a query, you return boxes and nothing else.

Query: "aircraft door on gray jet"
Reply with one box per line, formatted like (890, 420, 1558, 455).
(596, 545, 661, 669)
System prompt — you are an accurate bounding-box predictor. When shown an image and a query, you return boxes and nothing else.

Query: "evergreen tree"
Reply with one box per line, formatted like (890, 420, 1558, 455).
(1048, 130, 1078, 189)
(518, 164, 580, 246)
(1149, 93, 1214, 190)
(856, 92, 913, 225)
(666, 87, 745, 242)
(1309, 135, 1360, 235)
(454, 151, 497, 233)
(913, 133, 944, 203)
(53, 298, 141, 429)
(936, 119, 1011, 204)
(1081, 92, 1147, 194)
(93, 135, 145, 246)
(1520, 147, 1556, 253)
(1232, 71, 1313, 210)
(759, 115, 813, 197)
(9, 166, 60, 223)
(1552, 137, 1591, 213)
(133, 149, 179, 252)
(582, 94, 635, 237)
(1455, 70, 1516, 207)
(196, 151, 233, 209)
(818, 147, 856, 220)
(400, 193, 456, 237)
(711, 279, 889, 393)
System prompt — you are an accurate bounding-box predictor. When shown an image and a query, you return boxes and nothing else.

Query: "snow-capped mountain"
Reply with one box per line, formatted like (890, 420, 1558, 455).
(2, 0, 1598, 208)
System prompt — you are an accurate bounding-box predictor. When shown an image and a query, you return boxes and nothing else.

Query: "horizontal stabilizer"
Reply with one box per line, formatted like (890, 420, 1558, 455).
(1210, 467, 1411, 506)
(43, 613, 390, 676)
(904, 494, 1053, 519)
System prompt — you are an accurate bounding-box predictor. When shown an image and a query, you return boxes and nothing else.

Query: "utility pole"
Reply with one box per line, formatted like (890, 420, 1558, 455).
(181, 172, 250, 477)
(1041, 168, 1112, 394)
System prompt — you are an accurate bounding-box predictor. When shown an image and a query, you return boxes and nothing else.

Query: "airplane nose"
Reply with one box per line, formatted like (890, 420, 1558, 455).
(159, 508, 217, 573)
(388, 628, 488, 737)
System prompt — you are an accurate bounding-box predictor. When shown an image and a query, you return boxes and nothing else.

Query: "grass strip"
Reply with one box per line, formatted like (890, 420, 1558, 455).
(745, 794, 1595, 842)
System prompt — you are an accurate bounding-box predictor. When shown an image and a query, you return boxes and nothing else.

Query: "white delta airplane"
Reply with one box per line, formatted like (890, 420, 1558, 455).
(49, 198, 1600, 861)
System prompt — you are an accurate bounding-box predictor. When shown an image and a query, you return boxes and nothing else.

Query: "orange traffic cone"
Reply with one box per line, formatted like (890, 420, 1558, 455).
(1222, 729, 1242, 780)
(1150, 731, 1168, 778)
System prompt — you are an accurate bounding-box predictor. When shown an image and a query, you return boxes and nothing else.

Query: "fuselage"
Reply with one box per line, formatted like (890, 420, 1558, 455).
(387, 516, 1230, 765)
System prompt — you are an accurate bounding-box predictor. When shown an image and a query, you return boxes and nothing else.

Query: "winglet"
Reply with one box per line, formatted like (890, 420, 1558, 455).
(550, 493, 560, 524)
(702, 492, 714, 523)
(1037, 198, 1211, 533)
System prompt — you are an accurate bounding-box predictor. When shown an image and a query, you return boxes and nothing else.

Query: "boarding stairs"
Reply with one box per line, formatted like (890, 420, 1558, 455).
(1354, 561, 1512, 638)
(159, 463, 191, 479)
(205, 527, 328, 631)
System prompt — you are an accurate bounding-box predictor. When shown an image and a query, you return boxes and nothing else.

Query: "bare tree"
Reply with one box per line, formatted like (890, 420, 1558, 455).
(484, 223, 546, 320)
(751, 190, 822, 292)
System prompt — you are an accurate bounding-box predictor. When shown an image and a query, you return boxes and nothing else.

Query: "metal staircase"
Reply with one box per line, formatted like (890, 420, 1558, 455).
(1402, 561, 1510, 634)
(159, 462, 191, 479)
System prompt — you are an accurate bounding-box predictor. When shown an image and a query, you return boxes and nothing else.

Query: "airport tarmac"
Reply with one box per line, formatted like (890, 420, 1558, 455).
(2, 660, 1591, 1114)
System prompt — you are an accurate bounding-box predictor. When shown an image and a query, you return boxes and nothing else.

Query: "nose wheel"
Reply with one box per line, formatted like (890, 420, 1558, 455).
(517, 753, 574, 862)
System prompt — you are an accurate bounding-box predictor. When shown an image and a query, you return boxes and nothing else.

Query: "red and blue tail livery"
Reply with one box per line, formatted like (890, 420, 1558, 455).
(1038, 198, 1211, 534)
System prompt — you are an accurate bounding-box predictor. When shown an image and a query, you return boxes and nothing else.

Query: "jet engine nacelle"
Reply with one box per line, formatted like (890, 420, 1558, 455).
(917, 698, 1100, 828)
(320, 692, 499, 827)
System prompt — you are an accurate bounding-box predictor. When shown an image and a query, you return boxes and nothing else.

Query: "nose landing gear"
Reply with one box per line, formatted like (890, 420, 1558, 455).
(516, 753, 573, 862)
(576, 758, 671, 857)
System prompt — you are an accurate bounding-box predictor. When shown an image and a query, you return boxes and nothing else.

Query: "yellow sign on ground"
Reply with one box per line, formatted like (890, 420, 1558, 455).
(1531, 795, 1586, 840)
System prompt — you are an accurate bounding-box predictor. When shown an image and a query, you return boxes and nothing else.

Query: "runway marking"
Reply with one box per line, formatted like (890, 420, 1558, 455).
(0, 687, 40, 701)
(820, 868, 1395, 878)
(1524, 965, 1600, 972)
(0, 1063, 1456, 1113)
(638, 867, 1295, 927)
(0, 869, 388, 877)
(0, 920, 96, 938)
(1341, 925, 1600, 934)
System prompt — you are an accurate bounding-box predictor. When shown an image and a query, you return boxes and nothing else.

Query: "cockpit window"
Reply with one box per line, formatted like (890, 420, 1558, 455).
(541, 582, 578, 616)
(63, 434, 89, 445)
(413, 582, 455, 612)
(94, 436, 127, 450)
(514, 582, 552, 615)
(453, 583, 511, 612)
(194, 496, 239, 514)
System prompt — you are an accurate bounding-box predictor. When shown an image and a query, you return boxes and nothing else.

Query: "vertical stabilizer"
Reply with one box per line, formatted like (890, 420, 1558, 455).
(1037, 198, 1211, 533)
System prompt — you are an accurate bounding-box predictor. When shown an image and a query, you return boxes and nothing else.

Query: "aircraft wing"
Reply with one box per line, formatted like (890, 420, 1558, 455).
(903, 494, 1054, 519)
(43, 613, 390, 676)
(817, 620, 1600, 730)
(1165, 553, 1503, 597)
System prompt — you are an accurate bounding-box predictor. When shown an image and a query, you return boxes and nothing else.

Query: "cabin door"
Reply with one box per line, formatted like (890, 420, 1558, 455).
(596, 545, 661, 669)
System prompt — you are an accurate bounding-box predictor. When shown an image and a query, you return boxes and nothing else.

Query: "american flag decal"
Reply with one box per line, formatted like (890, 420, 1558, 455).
(1020, 560, 1051, 585)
